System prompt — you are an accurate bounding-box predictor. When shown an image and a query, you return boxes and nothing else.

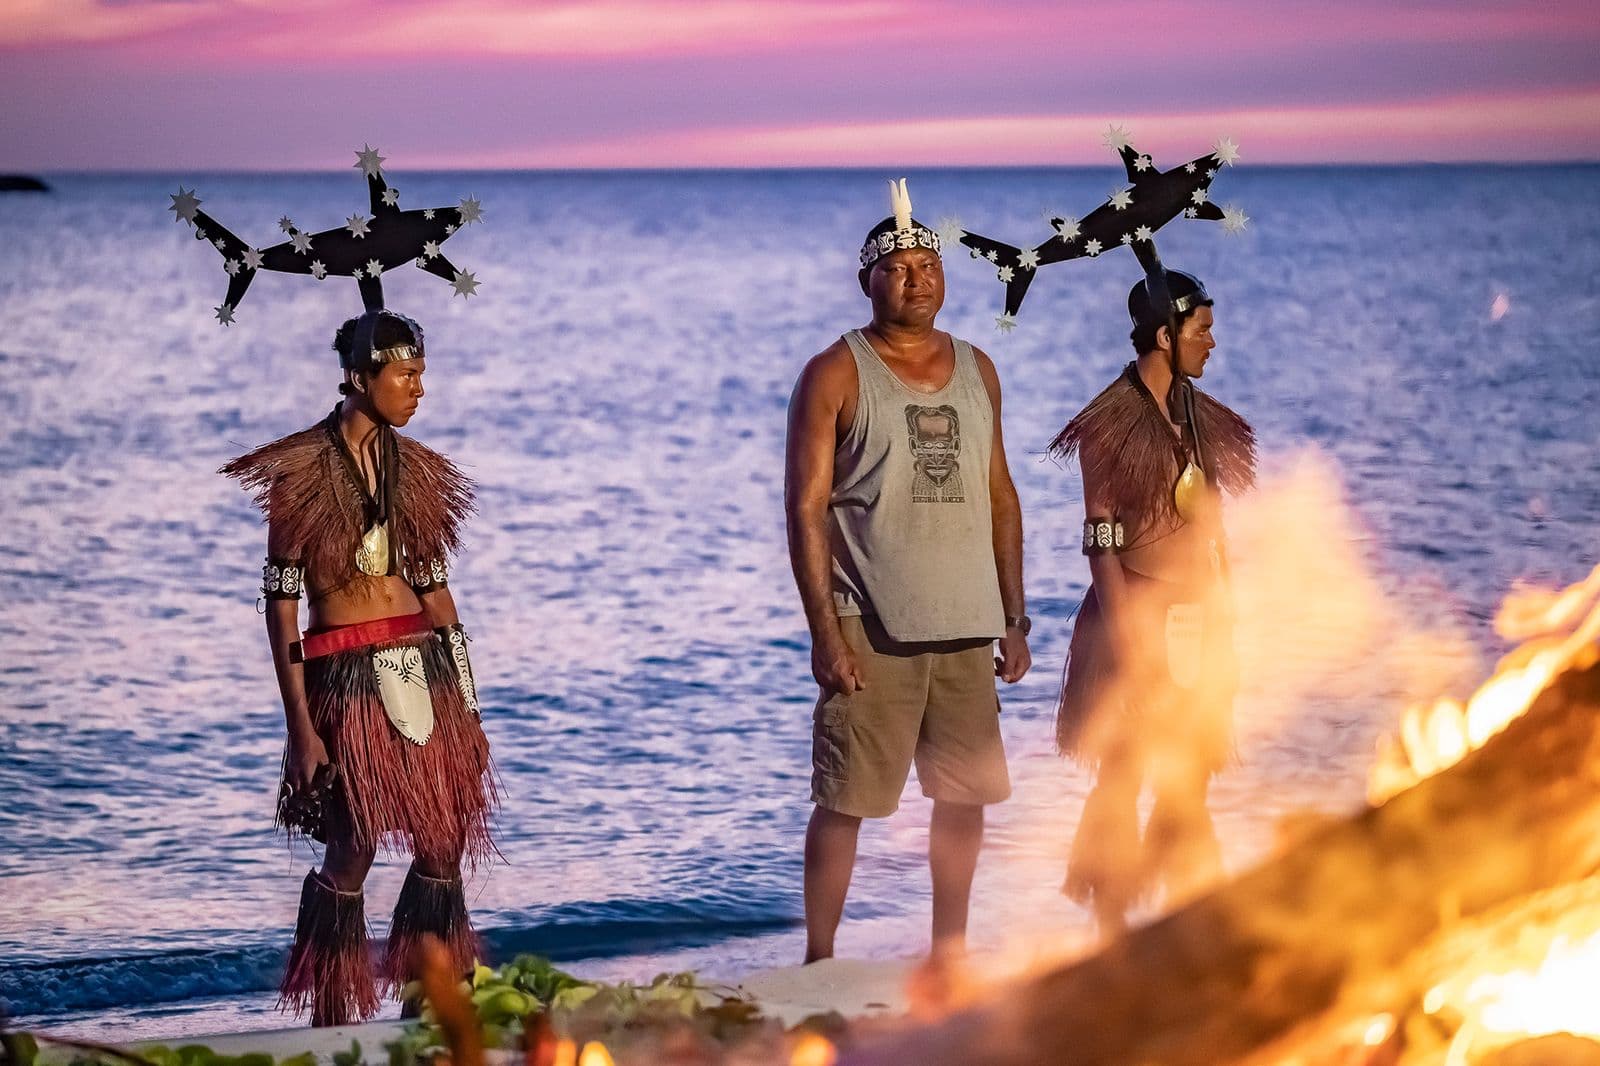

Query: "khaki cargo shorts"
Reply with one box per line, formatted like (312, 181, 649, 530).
(811, 614, 1011, 818)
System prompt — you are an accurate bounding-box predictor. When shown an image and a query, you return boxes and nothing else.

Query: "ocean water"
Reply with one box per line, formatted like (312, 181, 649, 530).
(1, 166, 1597, 1038)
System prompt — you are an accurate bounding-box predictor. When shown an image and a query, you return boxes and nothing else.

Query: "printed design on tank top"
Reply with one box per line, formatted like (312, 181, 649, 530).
(905, 403, 965, 503)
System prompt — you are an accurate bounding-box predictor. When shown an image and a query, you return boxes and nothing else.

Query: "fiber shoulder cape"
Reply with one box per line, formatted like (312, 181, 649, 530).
(1049, 363, 1255, 530)
(221, 415, 474, 592)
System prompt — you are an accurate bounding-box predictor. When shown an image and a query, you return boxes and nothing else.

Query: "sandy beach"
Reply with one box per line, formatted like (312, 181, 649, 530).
(29, 957, 921, 1062)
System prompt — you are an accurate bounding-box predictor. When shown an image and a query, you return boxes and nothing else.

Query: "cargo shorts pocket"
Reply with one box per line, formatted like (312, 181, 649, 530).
(812, 691, 851, 782)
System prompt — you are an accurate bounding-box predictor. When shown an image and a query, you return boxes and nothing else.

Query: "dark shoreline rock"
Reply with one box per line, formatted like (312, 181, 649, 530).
(0, 175, 50, 192)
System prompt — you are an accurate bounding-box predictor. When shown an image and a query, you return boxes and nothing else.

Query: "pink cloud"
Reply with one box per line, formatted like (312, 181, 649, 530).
(244, 0, 902, 59)
(0, 0, 208, 46)
(2, 0, 1596, 167)
(8, 0, 1597, 60)
(404, 89, 1600, 167)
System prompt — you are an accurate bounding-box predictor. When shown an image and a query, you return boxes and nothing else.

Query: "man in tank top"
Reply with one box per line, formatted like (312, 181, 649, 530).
(785, 180, 1031, 963)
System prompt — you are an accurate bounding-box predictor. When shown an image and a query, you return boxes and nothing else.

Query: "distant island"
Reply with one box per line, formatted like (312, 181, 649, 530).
(0, 175, 50, 192)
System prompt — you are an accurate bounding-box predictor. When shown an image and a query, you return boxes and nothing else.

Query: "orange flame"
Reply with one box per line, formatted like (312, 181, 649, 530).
(789, 1032, 838, 1066)
(1368, 562, 1600, 804)
(1424, 928, 1600, 1060)
(577, 1042, 614, 1066)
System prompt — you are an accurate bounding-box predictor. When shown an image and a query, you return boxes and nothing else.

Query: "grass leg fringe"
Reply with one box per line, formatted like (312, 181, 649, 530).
(383, 866, 478, 992)
(278, 870, 380, 1028)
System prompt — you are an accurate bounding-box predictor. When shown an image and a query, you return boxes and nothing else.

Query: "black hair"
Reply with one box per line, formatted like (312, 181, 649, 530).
(1130, 302, 1211, 354)
(1127, 271, 1212, 354)
(332, 313, 420, 394)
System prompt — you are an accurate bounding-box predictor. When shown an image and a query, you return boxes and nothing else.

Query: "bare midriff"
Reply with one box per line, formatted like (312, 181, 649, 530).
(1119, 516, 1214, 587)
(307, 574, 423, 629)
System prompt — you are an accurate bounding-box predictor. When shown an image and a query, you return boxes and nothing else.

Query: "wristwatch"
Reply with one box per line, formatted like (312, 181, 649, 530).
(1005, 614, 1032, 636)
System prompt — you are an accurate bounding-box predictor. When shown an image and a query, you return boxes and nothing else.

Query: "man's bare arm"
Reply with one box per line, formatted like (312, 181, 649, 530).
(784, 346, 865, 694)
(418, 585, 461, 628)
(974, 346, 1030, 683)
(1081, 455, 1138, 664)
(265, 518, 324, 790)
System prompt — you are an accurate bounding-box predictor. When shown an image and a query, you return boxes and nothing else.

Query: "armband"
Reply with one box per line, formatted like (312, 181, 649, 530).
(262, 557, 306, 600)
(1081, 518, 1125, 556)
(409, 557, 449, 595)
(435, 622, 480, 718)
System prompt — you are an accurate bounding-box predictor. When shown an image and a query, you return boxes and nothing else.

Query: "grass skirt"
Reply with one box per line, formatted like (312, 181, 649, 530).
(1055, 571, 1236, 774)
(285, 631, 497, 868)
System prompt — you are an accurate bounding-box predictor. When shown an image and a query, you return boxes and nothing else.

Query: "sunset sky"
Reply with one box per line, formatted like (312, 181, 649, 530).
(3, 0, 1598, 169)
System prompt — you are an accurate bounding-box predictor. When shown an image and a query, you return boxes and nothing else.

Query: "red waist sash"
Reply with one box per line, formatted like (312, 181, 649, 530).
(293, 611, 432, 662)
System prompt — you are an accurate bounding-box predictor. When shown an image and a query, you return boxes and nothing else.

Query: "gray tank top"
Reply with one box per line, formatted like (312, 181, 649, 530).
(826, 329, 1005, 642)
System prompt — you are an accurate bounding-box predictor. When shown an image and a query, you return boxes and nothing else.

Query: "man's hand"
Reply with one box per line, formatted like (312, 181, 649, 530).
(285, 727, 331, 793)
(813, 631, 867, 696)
(995, 629, 1032, 683)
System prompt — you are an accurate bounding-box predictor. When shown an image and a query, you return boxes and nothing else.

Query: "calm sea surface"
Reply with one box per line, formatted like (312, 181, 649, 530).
(1, 166, 1597, 1037)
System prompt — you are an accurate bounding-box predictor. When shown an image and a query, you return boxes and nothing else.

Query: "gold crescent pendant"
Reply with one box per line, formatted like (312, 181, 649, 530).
(1173, 461, 1208, 524)
(356, 521, 390, 576)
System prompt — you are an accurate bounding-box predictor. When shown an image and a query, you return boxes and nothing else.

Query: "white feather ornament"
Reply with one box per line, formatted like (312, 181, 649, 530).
(888, 177, 914, 231)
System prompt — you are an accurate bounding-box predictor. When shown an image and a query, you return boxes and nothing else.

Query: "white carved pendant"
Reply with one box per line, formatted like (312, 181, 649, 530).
(356, 521, 390, 576)
(372, 644, 435, 744)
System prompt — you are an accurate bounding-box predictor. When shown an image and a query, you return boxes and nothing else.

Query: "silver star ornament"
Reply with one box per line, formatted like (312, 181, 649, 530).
(451, 269, 480, 298)
(354, 144, 386, 178)
(169, 187, 201, 224)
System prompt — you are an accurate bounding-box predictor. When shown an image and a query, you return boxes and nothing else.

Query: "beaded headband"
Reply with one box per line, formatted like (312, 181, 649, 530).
(859, 178, 942, 268)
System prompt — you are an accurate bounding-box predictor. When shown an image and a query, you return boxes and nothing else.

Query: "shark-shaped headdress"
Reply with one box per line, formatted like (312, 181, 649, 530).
(168, 144, 483, 327)
(957, 127, 1248, 331)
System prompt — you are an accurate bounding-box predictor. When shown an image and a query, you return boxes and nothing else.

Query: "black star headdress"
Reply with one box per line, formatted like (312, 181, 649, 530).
(169, 144, 483, 326)
(956, 126, 1248, 330)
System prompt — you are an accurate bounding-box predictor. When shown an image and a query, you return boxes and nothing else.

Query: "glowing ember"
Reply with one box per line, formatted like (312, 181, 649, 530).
(1422, 929, 1600, 1064)
(790, 1031, 838, 1066)
(1464, 932, 1600, 1036)
(577, 1042, 615, 1066)
(1368, 563, 1600, 804)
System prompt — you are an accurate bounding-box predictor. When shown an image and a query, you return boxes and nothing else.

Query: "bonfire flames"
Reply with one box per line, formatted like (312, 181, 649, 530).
(1369, 562, 1600, 805)
(1360, 563, 1600, 1063)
